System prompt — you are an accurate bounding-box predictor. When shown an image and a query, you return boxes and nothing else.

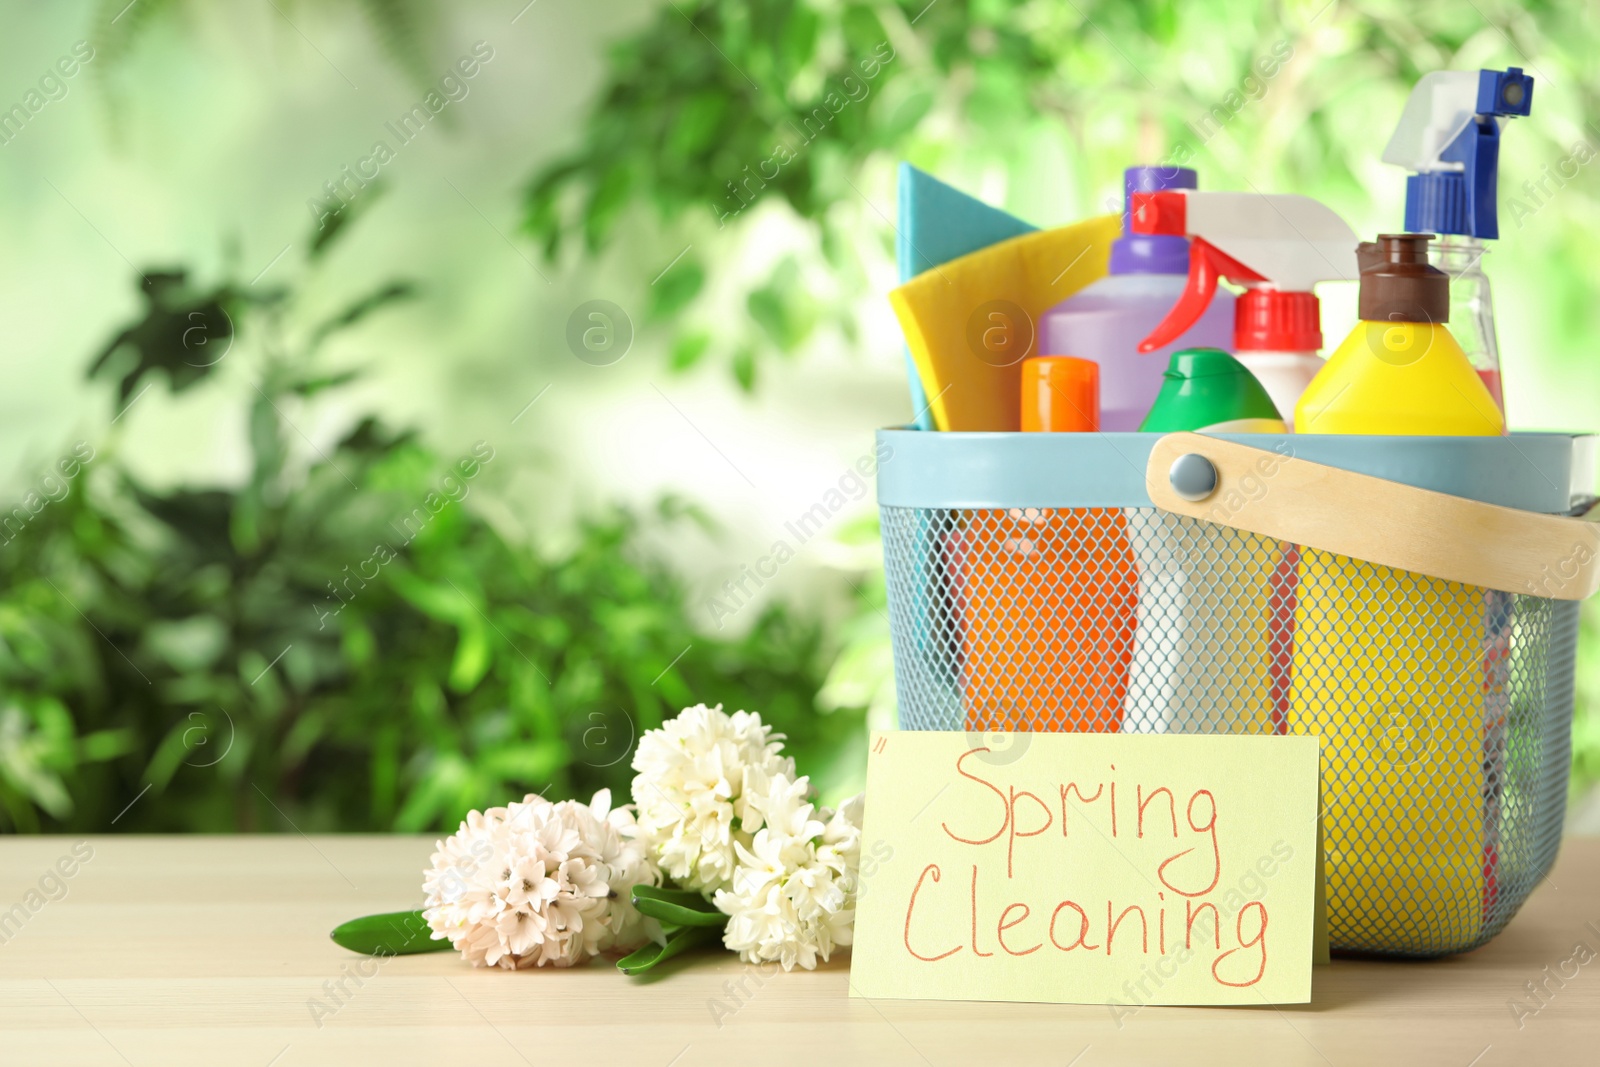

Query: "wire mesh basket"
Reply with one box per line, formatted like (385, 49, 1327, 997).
(878, 428, 1598, 957)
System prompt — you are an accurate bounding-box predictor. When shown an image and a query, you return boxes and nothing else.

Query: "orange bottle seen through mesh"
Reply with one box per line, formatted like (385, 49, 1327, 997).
(960, 357, 1137, 733)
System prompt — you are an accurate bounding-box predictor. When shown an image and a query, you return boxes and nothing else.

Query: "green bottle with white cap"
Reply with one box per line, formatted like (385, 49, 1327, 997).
(1124, 347, 1286, 735)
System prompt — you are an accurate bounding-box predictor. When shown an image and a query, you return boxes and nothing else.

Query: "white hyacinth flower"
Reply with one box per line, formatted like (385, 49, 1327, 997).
(712, 770, 864, 972)
(629, 703, 795, 894)
(422, 790, 660, 969)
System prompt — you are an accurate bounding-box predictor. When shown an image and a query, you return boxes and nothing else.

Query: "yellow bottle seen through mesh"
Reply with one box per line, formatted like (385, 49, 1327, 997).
(1291, 234, 1505, 953)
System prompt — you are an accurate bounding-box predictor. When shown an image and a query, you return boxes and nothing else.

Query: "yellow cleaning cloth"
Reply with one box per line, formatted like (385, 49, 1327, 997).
(889, 214, 1120, 431)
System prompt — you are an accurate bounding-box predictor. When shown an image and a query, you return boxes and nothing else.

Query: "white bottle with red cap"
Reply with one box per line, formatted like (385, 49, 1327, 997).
(1129, 190, 1361, 428)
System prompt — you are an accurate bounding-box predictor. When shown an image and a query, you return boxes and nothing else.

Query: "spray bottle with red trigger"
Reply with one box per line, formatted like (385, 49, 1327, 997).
(1130, 191, 1361, 427)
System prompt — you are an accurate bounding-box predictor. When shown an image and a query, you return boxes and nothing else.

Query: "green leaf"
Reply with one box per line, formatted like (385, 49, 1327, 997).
(667, 92, 728, 158)
(746, 260, 814, 352)
(393, 751, 472, 832)
(480, 741, 567, 784)
(631, 901, 727, 929)
(521, 160, 581, 255)
(141, 718, 197, 793)
(840, 4, 887, 58)
(668, 331, 711, 372)
(90, 0, 181, 67)
(390, 574, 472, 625)
(746, 286, 788, 348)
(309, 282, 417, 346)
(310, 180, 388, 257)
(77, 728, 137, 762)
(649, 259, 705, 321)
(353, 0, 438, 90)
(633, 884, 718, 909)
(778, 5, 820, 80)
(731, 347, 757, 393)
(584, 166, 635, 251)
(288, 370, 363, 398)
(616, 922, 723, 975)
(877, 89, 934, 145)
(330, 910, 450, 956)
(631, 883, 727, 927)
(448, 621, 492, 692)
(86, 271, 241, 403)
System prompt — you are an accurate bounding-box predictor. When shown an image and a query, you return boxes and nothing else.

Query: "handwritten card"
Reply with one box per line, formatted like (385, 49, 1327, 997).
(850, 731, 1319, 1006)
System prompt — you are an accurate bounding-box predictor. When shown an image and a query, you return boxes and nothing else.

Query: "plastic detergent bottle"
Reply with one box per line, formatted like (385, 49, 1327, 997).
(962, 357, 1136, 733)
(1129, 190, 1361, 428)
(1382, 67, 1534, 415)
(1296, 234, 1504, 434)
(1290, 234, 1504, 953)
(1038, 167, 1235, 431)
(1122, 348, 1285, 735)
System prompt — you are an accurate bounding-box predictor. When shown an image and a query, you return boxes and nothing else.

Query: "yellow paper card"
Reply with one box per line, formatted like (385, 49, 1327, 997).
(850, 731, 1319, 1006)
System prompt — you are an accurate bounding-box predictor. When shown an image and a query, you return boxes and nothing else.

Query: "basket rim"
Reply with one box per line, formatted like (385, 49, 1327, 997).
(875, 429, 1595, 514)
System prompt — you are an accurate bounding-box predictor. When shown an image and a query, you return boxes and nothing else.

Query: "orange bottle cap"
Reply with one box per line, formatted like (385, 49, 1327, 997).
(1021, 356, 1100, 432)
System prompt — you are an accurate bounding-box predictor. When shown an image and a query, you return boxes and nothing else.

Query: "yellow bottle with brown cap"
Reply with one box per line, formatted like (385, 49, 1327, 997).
(1297, 236, 1503, 435)
(1291, 234, 1503, 954)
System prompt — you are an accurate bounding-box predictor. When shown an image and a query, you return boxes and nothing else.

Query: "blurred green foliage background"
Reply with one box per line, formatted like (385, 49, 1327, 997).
(2, 0, 1598, 832)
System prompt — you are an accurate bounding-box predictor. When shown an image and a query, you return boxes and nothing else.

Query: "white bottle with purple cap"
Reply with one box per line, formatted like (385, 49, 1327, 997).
(1037, 167, 1236, 431)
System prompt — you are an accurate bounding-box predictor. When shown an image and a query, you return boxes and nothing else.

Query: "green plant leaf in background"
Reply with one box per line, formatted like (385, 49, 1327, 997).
(91, 2, 439, 94)
(86, 270, 253, 404)
(1, 196, 866, 835)
(649, 258, 706, 321)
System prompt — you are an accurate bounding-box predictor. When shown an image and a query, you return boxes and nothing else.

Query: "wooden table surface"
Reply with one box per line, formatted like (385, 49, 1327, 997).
(1, 834, 1596, 1066)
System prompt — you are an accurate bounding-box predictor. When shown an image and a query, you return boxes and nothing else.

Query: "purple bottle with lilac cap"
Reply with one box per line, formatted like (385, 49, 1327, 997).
(1038, 167, 1236, 430)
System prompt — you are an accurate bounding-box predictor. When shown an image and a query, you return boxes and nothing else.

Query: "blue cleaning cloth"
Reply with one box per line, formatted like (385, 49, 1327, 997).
(896, 164, 1038, 429)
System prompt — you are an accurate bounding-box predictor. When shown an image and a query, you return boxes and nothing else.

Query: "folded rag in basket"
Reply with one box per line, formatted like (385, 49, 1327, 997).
(889, 214, 1120, 432)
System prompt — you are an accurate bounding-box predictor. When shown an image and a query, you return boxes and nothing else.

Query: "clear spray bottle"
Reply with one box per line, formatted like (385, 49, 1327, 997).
(1381, 67, 1534, 416)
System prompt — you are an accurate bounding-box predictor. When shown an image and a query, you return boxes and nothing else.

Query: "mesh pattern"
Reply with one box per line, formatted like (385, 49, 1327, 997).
(882, 504, 1577, 957)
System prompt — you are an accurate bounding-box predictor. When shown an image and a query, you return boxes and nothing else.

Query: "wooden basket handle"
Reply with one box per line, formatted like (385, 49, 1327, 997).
(1144, 432, 1600, 601)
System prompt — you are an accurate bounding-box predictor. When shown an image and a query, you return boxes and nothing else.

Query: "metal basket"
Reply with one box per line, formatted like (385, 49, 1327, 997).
(878, 428, 1598, 957)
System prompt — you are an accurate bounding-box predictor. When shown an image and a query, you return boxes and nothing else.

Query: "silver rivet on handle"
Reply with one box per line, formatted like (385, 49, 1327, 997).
(1169, 453, 1218, 502)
